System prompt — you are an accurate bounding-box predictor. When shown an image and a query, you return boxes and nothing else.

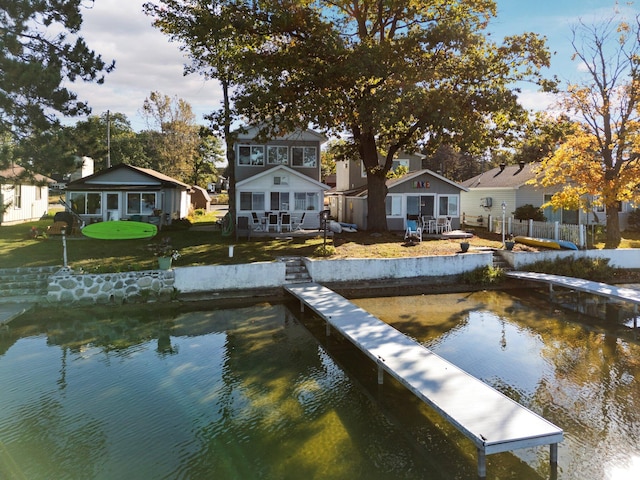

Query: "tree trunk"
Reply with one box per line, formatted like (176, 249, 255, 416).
(605, 201, 621, 246)
(222, 78, 236, 236)
(356, 130, 389, 232)
(366, 171, 389, 231)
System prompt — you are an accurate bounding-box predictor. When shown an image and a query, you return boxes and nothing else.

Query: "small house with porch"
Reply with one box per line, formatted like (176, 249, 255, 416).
(329, 150, 466, 231)
(64, 163, 191, 226)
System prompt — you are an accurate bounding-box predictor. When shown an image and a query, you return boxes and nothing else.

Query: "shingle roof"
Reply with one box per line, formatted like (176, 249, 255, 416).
(66, 163, 191, 189)
(0, 164, 54, 184)
(460, 162, 540, 189)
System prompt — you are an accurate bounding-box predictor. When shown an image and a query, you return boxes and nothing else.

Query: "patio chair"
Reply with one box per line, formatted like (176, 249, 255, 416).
(291, 212, 306, 231)
(267, 213, 279, 232)
(421, 216, 436, 234)
(435, 217, 452, 233)
(251, 212, 263, 231)
(404, 220, 422, 242)
(236, 216, 251, 241)
(280, 213, 292, 232)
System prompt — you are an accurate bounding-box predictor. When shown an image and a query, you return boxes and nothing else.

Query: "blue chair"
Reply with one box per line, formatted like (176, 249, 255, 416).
(404, 220, 422, 241)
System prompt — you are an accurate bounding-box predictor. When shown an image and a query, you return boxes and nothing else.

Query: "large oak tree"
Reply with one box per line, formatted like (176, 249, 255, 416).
(146, 0, 553, 230)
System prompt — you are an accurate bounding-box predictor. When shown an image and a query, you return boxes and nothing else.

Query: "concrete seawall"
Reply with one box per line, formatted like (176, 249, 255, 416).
(43, 249, 640, 304)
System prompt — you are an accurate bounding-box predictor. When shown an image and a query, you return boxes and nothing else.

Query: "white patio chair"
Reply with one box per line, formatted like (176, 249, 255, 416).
(291, 212, 306, 231)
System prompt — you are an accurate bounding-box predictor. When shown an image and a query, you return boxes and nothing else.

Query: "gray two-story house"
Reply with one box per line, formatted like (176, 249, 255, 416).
(234, 127, 330, 230)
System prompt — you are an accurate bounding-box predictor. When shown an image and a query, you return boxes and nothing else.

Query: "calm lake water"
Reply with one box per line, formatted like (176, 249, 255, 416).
(0, 290, 639, 479)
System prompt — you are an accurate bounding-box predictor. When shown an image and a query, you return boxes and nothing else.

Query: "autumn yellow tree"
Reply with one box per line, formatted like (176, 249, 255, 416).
(532, 13, 640, 244)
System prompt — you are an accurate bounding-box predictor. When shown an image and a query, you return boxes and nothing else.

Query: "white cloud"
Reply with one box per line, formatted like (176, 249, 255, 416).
(66, 0, 222, 130)
(516, 89, 558, 112)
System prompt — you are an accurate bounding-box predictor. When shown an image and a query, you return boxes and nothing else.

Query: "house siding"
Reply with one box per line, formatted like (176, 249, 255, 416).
(460, 188, 516, 225)
(0, 184, 49, 225)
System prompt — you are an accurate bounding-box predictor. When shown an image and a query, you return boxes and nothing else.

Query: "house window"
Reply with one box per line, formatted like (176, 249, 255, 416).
(240, 192, 265, 211)
(267, 146, 288, 164)
(238, 145, 265, 166)
(35, 186, 42, 201)
(407, 196, 421, 216)
(294, 192, 319, 211)
(14, 185, 21, 209)
(69, 192, 103, 214)
(291, 146, 317, 167)
(271, 192, 290, 211)
(386, 195, 402, 216)
(273, 175, 289, 185)
(438, 195, 459, 216)
(127, 193, 156, 215)
(592, 195, 605, 212)
(391, 159, 410, 171)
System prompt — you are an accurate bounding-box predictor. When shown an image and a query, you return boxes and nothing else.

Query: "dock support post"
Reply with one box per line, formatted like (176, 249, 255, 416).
(299, 301, 304, 313)
(377, 357, 384, 385)
(477, 447, 487, 479)
(550, 443, 558, 477)
(548, 283, 554, 301)
(634, 305, 638, 329)
(326, 321, 330, 336)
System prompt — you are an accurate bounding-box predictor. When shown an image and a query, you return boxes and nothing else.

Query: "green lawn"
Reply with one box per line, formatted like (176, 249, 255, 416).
(0, 213, 330, 273)
(1, 212, 638, 273)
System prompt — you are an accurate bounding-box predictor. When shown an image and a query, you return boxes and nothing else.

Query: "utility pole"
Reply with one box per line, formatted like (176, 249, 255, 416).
(106, 110, 111, 168)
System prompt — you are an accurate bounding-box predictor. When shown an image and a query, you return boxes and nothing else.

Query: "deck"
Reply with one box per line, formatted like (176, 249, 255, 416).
(506, 271, 640, 325)
(505, 271, 640, 306)
(285, 282, 563, 478)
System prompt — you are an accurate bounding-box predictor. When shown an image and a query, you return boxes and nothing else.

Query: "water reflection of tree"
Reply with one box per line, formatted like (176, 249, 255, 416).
(168, 305, 442, 479)
(499, 293, 640, 479)
(4, 392, 107, 479)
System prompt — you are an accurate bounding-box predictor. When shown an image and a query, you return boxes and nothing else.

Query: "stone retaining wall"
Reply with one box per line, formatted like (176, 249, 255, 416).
(47, 268, 176, 304)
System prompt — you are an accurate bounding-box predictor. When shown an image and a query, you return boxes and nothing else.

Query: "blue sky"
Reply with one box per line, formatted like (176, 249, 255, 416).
(71, 1, 638, 130)
(491, 0, 640, 109)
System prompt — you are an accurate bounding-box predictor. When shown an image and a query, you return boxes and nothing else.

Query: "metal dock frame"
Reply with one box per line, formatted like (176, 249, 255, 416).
(286, 282, 563, 478)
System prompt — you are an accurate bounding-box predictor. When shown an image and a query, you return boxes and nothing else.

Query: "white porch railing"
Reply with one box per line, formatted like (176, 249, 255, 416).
(490, 216, 586, 248)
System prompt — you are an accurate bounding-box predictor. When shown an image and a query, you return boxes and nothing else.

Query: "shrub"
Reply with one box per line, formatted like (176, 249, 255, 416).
(313, 244, 336, 257)
(514, 204, 546, 222)
(627, 208, 640, 232)
(522, 256, 615, 282)
(462, 265, 505, 285)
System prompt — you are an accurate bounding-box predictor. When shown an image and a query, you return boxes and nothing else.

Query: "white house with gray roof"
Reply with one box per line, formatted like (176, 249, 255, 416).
(459, 161, 608, 227)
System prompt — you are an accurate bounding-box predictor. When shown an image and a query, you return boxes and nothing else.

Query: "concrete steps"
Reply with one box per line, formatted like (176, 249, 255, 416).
(0, 266, 59, 302)
(280, 257, 312, 283)
(492, 251, 512, 271)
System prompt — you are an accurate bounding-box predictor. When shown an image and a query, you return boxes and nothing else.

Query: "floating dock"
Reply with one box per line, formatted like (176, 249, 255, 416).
(285, 282, 563, 478)
(506, 271, 640, 325)
(506, 271, 640, 305)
